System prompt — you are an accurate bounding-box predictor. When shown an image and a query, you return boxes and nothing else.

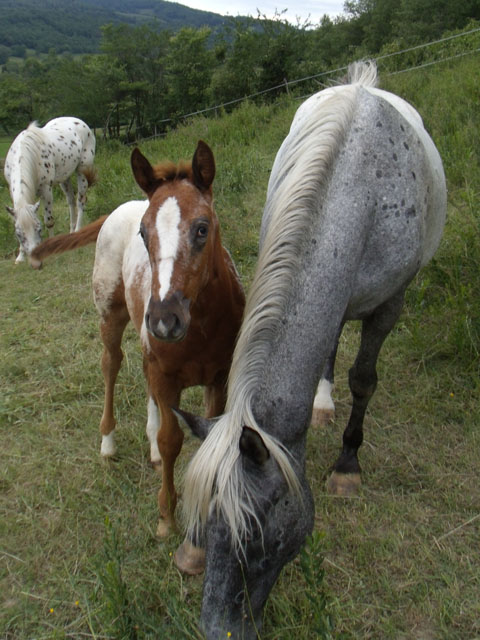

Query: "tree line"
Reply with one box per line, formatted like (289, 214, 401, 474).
(0, 0, 478, 138)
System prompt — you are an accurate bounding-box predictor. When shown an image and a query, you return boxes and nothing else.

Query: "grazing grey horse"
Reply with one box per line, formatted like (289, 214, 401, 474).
(4, 117, 96, 263)
(177, 61, 447, 639)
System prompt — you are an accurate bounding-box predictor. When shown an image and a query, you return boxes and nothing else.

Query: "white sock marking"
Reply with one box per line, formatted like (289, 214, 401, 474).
(146, 396, 161, 463)
(313, 379, 335, 412)
(101, 432, 116, 457)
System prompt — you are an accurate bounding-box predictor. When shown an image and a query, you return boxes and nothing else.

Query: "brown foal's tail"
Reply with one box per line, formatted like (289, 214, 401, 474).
(30, 215, 108, 269)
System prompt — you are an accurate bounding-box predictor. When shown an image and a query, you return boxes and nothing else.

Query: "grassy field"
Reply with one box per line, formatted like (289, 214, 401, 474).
(1, 57, 479, 639)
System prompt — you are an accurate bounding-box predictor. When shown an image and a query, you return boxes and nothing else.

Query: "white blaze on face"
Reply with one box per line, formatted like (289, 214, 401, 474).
(155, 197, 181, 300)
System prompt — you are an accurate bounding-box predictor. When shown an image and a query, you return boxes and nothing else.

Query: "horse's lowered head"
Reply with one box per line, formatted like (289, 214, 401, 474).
(6, 202, 42, 263)
(176, 411, 314, 639)
(131, 141, 218, 343)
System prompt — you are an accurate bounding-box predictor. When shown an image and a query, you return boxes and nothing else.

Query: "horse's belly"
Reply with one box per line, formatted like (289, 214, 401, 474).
(346, 240, 422, 318)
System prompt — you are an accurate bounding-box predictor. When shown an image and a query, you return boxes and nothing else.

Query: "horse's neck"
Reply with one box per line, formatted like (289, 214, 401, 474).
(237, 171, 375, 443)
(198, 235, 244, 315)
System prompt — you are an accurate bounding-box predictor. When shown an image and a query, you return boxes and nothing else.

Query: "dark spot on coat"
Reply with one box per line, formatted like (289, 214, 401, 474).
(405, 206, 416, 219)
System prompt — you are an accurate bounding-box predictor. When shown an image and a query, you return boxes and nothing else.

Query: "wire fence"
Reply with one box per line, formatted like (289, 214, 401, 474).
(133, 25, 480, 142)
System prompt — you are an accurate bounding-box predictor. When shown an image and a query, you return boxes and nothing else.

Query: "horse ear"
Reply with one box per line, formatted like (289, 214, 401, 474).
(192, 140, 215, 191)
(172, 407, 215, 441)
(6, 206, 15, 218)
(131, 147, 156, 195)
(239, 426, 270, 466)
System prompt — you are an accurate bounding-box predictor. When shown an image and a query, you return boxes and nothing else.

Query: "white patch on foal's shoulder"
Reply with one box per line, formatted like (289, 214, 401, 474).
(155, 197, 181, 300)
(93, 201, 147, 316)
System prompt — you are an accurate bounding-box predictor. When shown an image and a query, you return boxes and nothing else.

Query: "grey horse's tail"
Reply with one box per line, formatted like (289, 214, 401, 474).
(347, 59, 378, 87)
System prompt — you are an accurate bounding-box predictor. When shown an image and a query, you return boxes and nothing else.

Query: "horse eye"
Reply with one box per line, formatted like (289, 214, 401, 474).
(196, 224, 208, 239)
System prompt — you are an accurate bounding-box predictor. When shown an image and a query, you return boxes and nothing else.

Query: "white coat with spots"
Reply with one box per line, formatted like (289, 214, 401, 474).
(4, 116, 96, 263)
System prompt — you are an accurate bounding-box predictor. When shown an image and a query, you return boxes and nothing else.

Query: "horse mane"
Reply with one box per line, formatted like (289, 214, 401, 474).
(152, 160, 193, 183)
(15, 122, 45, 207)
(183, 61, 379, 550)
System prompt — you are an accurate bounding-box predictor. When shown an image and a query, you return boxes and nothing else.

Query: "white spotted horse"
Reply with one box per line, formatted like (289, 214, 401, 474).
(4, 117, 96, 264)
(176, 61, 447, 638)
(30, 141, 245, 548)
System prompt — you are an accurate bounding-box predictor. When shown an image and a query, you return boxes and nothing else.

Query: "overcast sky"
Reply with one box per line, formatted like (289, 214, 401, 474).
(169, 1, 347, 25)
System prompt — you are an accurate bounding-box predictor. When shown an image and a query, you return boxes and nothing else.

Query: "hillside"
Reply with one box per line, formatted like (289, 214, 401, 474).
(0, 0, 229, 55)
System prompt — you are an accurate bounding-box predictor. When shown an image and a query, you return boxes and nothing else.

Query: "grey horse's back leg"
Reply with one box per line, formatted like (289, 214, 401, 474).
(327, 290, 406, 495)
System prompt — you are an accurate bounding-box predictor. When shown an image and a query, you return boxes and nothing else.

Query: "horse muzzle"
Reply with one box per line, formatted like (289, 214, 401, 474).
(145, 292, 191, 342)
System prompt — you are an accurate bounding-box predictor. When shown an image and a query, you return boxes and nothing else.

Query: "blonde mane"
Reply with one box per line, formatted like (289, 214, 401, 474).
(183, 62, 378, 550)
(17, 123, 44, 206)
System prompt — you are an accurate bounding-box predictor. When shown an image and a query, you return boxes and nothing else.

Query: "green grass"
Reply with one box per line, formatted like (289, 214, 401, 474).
(0, 138, 12, 160)
(1, 57, 479, 639)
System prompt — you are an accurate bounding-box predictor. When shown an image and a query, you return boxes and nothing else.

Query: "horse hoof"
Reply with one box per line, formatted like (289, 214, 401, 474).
(156, 518, 174, 538)
(174, 540, 205, 575)
(326, 471, 361, 496)
(100, 433, 117, 458)
(311, 407, 335, 427)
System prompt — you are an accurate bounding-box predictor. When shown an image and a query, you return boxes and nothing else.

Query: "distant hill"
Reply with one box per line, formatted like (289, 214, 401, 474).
(0, 0, 231, 55)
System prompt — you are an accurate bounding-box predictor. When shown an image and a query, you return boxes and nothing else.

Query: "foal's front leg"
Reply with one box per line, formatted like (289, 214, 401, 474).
(146, 368, 183, 538)
(204, 373, 228, 418)
(174, 376, 227, 576)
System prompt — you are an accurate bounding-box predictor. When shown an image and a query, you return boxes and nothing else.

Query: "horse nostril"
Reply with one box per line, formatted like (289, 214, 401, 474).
(172, 314, 182, 333)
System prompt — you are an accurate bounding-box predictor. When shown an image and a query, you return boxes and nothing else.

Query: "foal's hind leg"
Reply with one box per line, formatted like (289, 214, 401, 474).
(99, 306, 130, 457)
(312, 325, 343, 427)
(327, 291, 405, 496)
